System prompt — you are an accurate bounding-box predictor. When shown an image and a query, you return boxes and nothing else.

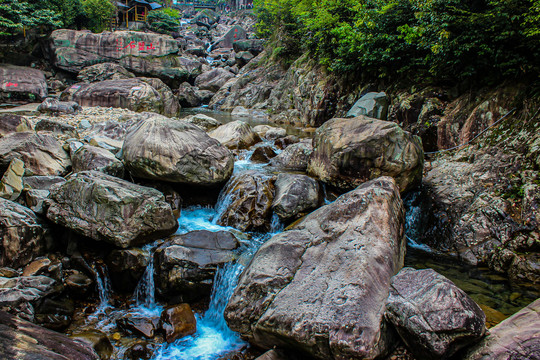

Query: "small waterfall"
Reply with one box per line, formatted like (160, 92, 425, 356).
(133, 244, 161, 316)
(403, 190, 432, 252)
(270, 212, 284, 233)
(91, 263, 112, 316)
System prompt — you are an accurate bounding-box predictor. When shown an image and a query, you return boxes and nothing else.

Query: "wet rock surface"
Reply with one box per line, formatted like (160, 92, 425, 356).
(160, 303, 197, 343)
(385, 267, 486, 360)
(225, 177, 406, 359)
(46, 171, 178, 248)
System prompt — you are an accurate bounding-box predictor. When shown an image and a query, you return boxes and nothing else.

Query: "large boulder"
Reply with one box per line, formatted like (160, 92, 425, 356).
(385, 267, 486, 360)
(49, 30, 201, 86)
(225, 177, 406, 359)
(182, 113, 221, 132)
(215, 171, 275, 232)
(208, 120, 261, 150)
(71, 145, 124, 178)
(0, 65, 47, 102)
(272, 174, 320, 221)
(0, 198, 47, 269)
(46, 171, 178, 248)
(0, 114, 33, 136)
(60, 78, 180, 117)
(194, 68, 235, 93)
(106, 248, 150, 293)
(122, 115, 234, 186)
(463, 298, 540, 360)
(0, 310, 99, 360)
(0, 132, 71, 176)
(308, 116, 424, 192)
(160, 303, 197, 343)
(213, 25, 247, 49)
(155, 230, 240, 302)
(37, 98, 82, 115)
(233, 39, 265, 55)
(270, 142, 312, 171)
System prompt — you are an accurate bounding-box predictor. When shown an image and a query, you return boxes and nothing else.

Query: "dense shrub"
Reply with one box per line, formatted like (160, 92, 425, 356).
(146, 9, 179, 33)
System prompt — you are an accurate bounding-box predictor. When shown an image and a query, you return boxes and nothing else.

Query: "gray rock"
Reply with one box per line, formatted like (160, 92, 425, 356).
(215, 171, 275, 232)
(24, 189, 50, 215)
(0, 198, 46, 269)
(270, 142, 312, 171)
(0, 158, 24, 201)
(0, 65, 48, 102)
(385, 267, 486, 360)
(194, 68, 235, 93)
(106, 249, 150, 293)
(225, 177, 406, 359)
(182, 113, 221, 131)
(71, 145, 124, 178)
(176, 82, 202, 108)
(122, 114, 234, 186)
(308, 116, 424, 192)
(208, 120, 261, 150)
(77, 63, 135, 83)
(155, 230, 240, 302)
(272, 174, 320, 221)
(23, 176, 66, 191)
(0, 132, 71, 176)
(35, 118, 78, 137)
(346, 92, 389, 119)
(46, 171, 178, 248)
(37, 98, 82, 115)
(0, 114, 33, 136)
(0, 310, 99, 360)
(462, 298, 540, 360)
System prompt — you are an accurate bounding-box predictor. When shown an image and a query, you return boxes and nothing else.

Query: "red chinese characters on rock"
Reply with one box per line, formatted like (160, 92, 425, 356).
(4, 82, 18, 87)
(116, 39, 156, 52)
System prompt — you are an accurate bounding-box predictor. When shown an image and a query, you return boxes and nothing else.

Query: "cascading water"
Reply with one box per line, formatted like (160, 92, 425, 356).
(91, 263, 112, 317)
(403, 190, 432, 252)
(133, 244, 162, 316)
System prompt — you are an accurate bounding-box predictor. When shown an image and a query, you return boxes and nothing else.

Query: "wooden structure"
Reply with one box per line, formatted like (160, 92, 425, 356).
(114, 0, 163, 28)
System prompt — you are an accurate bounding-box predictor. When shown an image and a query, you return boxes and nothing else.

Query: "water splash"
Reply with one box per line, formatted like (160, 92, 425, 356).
(177, 206, 232, 234)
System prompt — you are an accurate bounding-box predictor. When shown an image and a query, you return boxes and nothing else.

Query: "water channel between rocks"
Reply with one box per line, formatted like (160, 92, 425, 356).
(72, 110, 538, 360)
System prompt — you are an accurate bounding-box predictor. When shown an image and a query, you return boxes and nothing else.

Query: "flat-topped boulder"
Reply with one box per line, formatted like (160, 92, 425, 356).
(60, 78, 180, 117)
(225, 177, 405, 359)
(209, 120, 261, 150)
(122, 114, 234, 186)
(155, 230, 240, 302)
(50, 30, 202, 86)
(308, 116, 424, 192)
(46, 171, 178, 248)
(0, 65, 47, 102)
(0, 132, 70, 177)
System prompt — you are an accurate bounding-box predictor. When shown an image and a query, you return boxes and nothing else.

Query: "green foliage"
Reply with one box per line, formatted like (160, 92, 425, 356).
(254, 0, 540, 85)
(82, 0, 115, 32)
(0, 0, 62, 36)
(146, 10, 179, 34)
(162, 8, 180, 19)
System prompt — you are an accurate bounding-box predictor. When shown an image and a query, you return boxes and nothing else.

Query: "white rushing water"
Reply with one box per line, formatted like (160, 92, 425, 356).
(132, 244, 163, 317)
(90, 263, 113, 317)
(403, 191, 433, 252)
(152, 205, 276, 360)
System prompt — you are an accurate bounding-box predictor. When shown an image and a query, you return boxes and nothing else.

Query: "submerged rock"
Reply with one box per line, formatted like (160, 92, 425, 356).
(46, 171, 178, 248)
(308, 116, 424, 192)
(0, 132, 71, 176)
(122, 115, 234, 186)
(385, 267, 486, 360)
(0, 198, 47, 269)
(225, 177, 406, 359)
(215, 171, 275, 232)
(0, 310, 99, 360)
(462, 298, 540, 360)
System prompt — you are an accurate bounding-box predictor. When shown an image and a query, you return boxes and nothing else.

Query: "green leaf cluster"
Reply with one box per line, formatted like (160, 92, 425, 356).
(254, 0, 540, 85)
(0, 0, 62, 36)
(146, 9, 179, 34)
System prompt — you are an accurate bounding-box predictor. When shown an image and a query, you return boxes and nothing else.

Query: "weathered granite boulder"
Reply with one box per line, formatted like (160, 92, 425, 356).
(71, 145, 124, 178)
(214, 25, 247, 49)
(60, 78, 180, 117)
(208, 120, 261, 150)
(0, 198, 47, 269)
(50, 30, 201, 86)
(308, 116, 424, 192)
(182, 113, 221, 131)
(122, 115, 234, 186)
(155, 230, 240, 302)
(233, 39, 265, 55)
(215, 171, 275, 232)
(270, 142, 312, 171)
(235, 51, 255, 68)
(0, 132, 71, 176)
(385, 267, 486, 360)
(0, 65, 47, 102)
(46, 171, 178, 248)
(35, 118, 78, 137)
(250, 145, 277, 163)
(77, 63, 135, 83)
(0, 114, 33, 136)
(0, 310, 99, 360)
(346, 92, 389, 119)
(159, 303, 197, 343)
(37, 98, 82, 115)
(194, 68, 235, 93)
(462, 298, 540, 360)
(225, 177, 406, 359)
(272, 174, 320, 221)
(193, 9, 220, 26)
(176, 82, 202, 108)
